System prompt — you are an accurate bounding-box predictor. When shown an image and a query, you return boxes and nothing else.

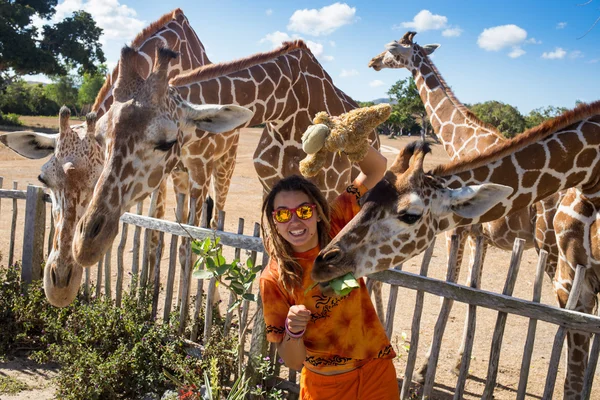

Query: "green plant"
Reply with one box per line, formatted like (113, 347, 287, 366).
(249, 356, 285, 400)
(0, 112, 22, 126)
(0, 375, 30, 394)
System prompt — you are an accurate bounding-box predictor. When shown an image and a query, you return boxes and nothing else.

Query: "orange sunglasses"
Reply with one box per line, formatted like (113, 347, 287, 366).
(272, 204, 317, 223)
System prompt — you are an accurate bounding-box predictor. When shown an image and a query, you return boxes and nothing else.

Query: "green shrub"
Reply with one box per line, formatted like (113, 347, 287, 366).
(0, 112, 22, 126)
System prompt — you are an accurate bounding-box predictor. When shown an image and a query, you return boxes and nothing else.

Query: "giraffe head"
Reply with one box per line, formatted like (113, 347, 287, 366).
(312, 141, 513, 283)
(0, 108, 104, 306)
(368, 31, 439, 72)
(72, 46, 253, 267)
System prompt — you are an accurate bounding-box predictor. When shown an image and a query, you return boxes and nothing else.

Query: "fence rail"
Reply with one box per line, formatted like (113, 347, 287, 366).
(1, 182, 600, 399)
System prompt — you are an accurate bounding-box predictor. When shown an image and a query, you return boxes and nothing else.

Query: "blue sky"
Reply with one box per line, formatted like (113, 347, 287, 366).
(39, 0, 599, 114)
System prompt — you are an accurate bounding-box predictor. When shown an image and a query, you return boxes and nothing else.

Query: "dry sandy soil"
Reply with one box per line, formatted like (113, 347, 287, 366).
(0, 118, 598, 399)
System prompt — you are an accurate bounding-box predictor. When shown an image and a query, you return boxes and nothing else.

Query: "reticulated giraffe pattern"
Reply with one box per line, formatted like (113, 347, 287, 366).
(313, 101, 600, 400)
(0, 9, 210, 306)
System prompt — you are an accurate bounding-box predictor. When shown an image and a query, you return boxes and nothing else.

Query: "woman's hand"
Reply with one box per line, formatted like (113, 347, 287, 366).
(286, 305, 311, 335)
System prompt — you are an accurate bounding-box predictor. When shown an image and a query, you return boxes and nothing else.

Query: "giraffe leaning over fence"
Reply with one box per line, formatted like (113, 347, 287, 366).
(312, 100, 600, 400)
(0, 9, 212, 307)
(368, 31, 564, 379)
(71, 40, 381, 268)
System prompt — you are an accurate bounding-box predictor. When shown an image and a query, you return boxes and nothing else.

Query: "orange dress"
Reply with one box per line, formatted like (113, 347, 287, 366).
(260, 183, 399, 399)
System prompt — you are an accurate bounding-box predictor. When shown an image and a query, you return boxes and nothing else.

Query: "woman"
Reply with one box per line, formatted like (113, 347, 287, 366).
(259, 146, 399, 399)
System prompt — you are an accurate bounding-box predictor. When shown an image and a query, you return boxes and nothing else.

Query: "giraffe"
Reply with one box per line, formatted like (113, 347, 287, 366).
(368, 31, 563, 378)
(71, 40, 379, 268)
(312, 101, 600, 399)
(0, 9, 211, 306)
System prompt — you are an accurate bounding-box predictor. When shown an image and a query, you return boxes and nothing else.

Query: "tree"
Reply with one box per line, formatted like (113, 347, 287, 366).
(78, 65, 108, 111)
(44, 75, 79, 114)
(388, 77, 430, 140)
(0, 2, 105, 89)
(469, 101, 526, 138)
(525, 105, 568, 129)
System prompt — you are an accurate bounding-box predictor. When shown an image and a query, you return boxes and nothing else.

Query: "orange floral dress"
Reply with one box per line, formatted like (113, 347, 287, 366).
(260, 182, 396, 375)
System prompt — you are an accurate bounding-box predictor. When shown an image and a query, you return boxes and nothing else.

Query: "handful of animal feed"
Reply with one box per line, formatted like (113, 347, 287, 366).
(305, 273, 360, 296)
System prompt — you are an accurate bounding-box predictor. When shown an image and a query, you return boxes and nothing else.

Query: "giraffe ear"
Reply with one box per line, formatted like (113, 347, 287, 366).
(421, 44, 440, 55)
(0, 131, 57, 159)
(443, 183, 513, 219)
(184, 103, 254, 134)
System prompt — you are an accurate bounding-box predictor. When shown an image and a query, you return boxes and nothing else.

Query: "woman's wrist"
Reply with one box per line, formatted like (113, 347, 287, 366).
(285, 320, 305, 339)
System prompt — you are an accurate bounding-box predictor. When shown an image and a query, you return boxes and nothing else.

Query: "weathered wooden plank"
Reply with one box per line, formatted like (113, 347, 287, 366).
(482, 238, 526, 400)
(191, 201, 209, 342)
(400, 239, 435, 400)
(84, 266, 90, 302)
(240, 222, 261, 347)
(164, 193, 185, 321)
(454, 236, 485, 400)
(47, 204, 54, 257)
(140, 189, 160, 300)
(21, 185, 46, 285)
(201, 208, 223, 345)
(178, 198, 197, 336)
(224, 218, 245, 337)
(384, 263, 403, 339)
(368, 267, 600, 334)
(581, 305, 600, 400)
(119, 212, 264, 253)
(116, 221, 129, 308)
(0, 189, 50, 202)
(8, 181, 18, 267)
(151, 231, 165, 320)
(423, 235, 460, 399)
(95, 259, 103, 299)
(130, 202, 144, 295)
(516, 250, 548, 400)
(104, 247, 112, 300)
(542, 264, 587, 400)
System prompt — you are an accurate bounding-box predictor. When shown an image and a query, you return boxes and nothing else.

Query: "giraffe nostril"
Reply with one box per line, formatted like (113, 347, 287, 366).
(51, 268, 57, 286)
(66, 268, 72, 286)
(88, 216, 105, 239)
(318, 248, 342, 264)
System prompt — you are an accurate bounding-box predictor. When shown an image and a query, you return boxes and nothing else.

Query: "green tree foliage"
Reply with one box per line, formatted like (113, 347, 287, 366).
(387, 77, 428, 137)
(0, 79, 58, 116)
(0, 2, 105, 89)
(469, 101, 526, 138)
(78, 65, 107, 109)
(44, 75, 79, 114)
(358, 101, 375, 107)
(524, 105, 568, 129)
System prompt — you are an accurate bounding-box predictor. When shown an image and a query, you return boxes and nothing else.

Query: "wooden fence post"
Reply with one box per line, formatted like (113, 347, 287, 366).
(21, 185, 46, 286)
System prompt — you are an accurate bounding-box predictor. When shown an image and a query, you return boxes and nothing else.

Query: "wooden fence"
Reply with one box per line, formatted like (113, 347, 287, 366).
(2, 181, 600, 399)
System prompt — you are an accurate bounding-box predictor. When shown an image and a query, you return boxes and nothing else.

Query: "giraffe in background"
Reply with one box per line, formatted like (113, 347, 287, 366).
(72, 40, 379, 266)
(0, 9, 211, 306)
(313, 100, 600, 399)
(368, 31, 563, 378)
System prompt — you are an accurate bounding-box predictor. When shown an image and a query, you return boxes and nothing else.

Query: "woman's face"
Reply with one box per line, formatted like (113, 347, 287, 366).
(272, 190, 320, 253)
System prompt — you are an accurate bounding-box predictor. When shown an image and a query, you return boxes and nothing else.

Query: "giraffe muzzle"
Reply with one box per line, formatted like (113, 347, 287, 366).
(312, 247, 352, 282)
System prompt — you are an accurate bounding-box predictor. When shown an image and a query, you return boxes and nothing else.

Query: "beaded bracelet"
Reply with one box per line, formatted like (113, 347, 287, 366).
(284, 320, 305, 339)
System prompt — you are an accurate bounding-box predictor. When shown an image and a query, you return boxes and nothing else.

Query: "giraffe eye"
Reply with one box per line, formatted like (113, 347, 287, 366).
(398, 213, 421, 225)
(154, 140, 177, 152)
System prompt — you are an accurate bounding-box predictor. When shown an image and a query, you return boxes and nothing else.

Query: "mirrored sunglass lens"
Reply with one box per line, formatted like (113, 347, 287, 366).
(297, 206, 313, 219)
(275, 209, 292, 222)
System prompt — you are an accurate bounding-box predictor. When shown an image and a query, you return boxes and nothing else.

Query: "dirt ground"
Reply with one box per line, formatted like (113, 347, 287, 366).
(0, 120, 598, 399)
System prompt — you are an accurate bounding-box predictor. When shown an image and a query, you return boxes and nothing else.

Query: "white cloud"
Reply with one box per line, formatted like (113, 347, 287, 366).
(509, 47, 526, 58)
(396, 10, 448, 31)
(569, 50, 584, 59)
(288, 3, 357, 36)
(329, 41, 336, 47)
(589, 59, 599, 64)
(525, 38, 542, 45)
(51, 0, 146, 45)
(556, 22, 567, 29)
(259, 31, 293, 47)
(340, 69, 359, 78)
(323, 55, 334, 62)
(442, 27, 463, 37)
(305, 40, 324, 57)
(477, 25, 527, 51)
(542, 47, 567, 59)
(369, 80, 384, 87)
(266, 9, 273, 16)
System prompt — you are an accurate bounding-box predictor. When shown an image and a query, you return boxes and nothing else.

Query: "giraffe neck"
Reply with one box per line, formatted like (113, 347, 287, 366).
(434, 106, 600, 225)
(174, 48, 356, 137)
(411, 46, 504, 160)
(93, 9, 210, 117)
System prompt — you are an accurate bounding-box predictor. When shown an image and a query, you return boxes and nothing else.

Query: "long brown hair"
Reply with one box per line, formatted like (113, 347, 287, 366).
(261, 175, 331, 292)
